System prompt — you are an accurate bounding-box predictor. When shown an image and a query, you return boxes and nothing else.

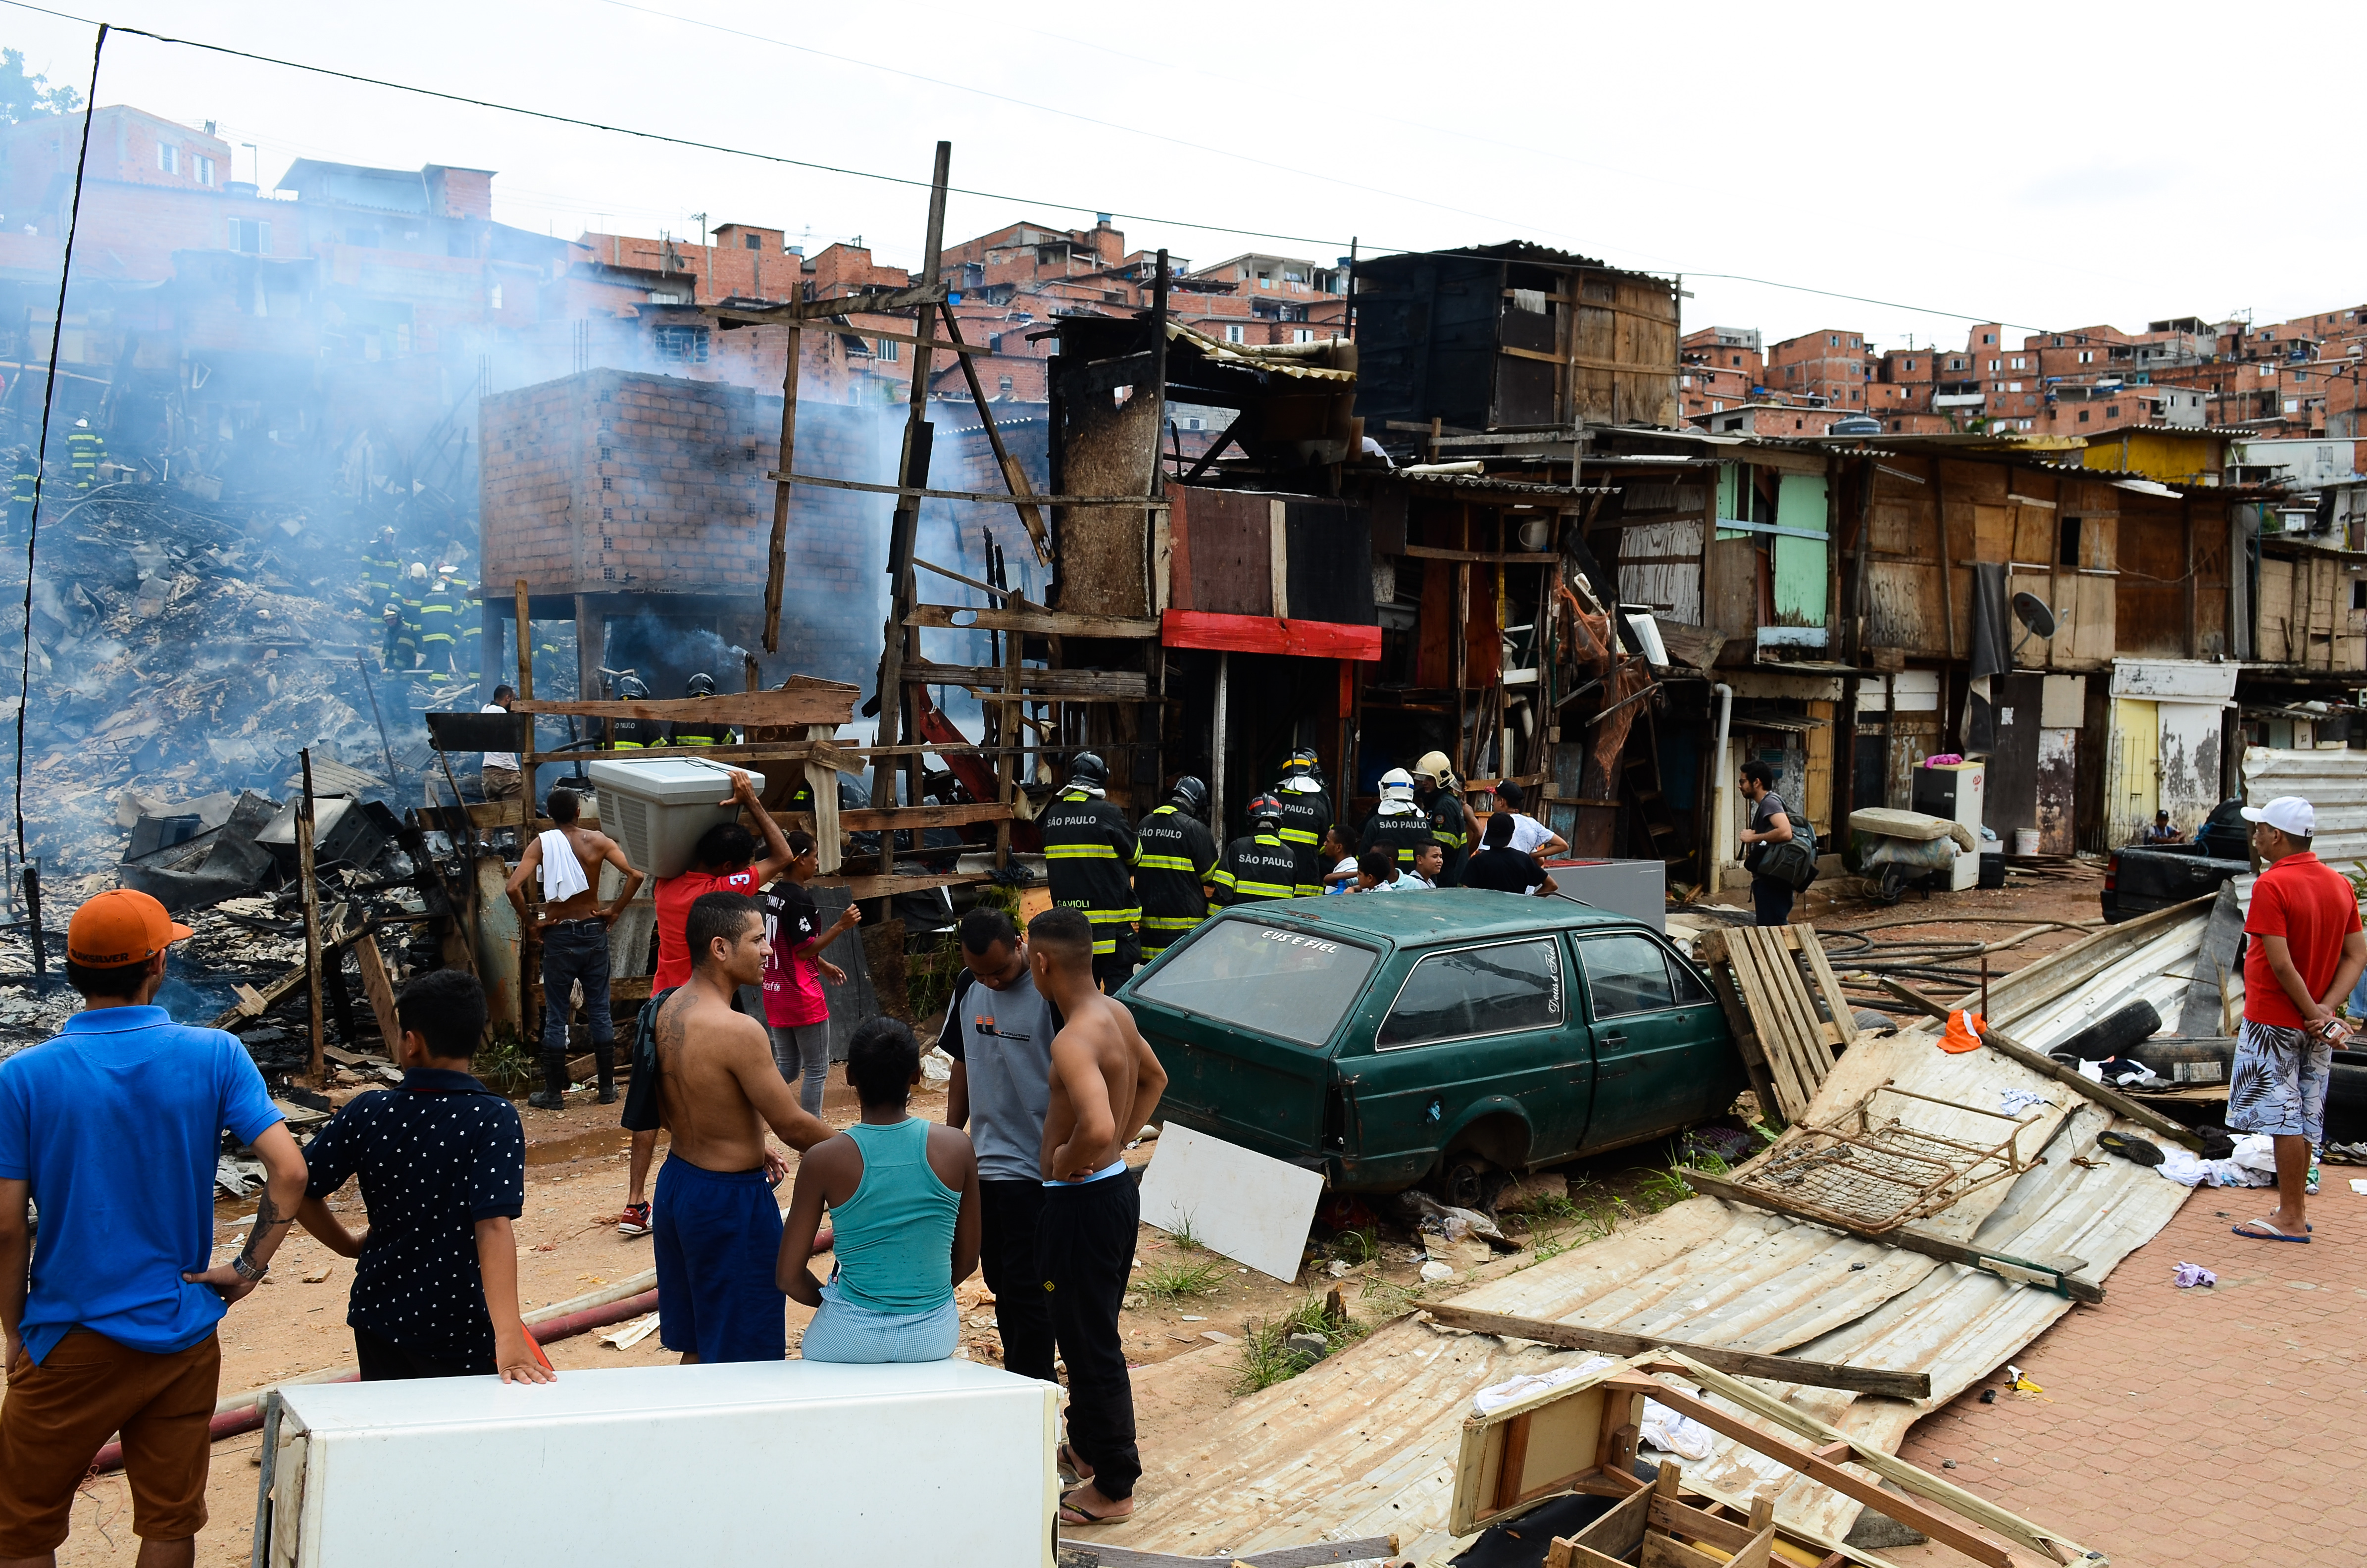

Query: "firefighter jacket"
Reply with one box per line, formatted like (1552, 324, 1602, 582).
(1210, 831, 1309, 905)
(606, 712, 665, 749)
(10, 460, 37, 507)
(1360, 802, 1436, 868)
(416, 580, 459, 654)
(1270, 782, 1332, 887)
(65, 429, 103, 490)
(1134, 804, 1218, 951)
(1041, 787, 1139, 956)
(669, 717, 735, 746)
(357, 549, 402, 608)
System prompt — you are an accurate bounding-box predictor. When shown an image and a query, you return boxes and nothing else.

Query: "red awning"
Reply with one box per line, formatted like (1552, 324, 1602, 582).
(1159, 609, 1382, 661)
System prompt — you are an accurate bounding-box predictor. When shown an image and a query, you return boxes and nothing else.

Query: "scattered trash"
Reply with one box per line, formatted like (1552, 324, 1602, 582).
(2006, 1364, 2043, 1394)
(2347, 1179, 2367, 1196)
(1284, 1331, 1329, 1360)
(1638, 1401, 1715, 1461)
(1471, 1357, 1614, 1416)
(1396, 1189, 1518, 1252)
(1940, 1009, 1985, 1054)
(2096, 1131, 2165, 1167)
(2172, 1263, 2217, 1289)
(1179, 1315, 1207, 1322)
(598, 1312, 661, 1350)
(1419, 1261, 1456, 1283)
(1978, 1388, 1996, 1404)
(920, 1048, 954, 1085)
(1941, 1459, 1957, 1469)
(1326, 1259, 1351, 1278)
(1997, 1088, 2050, 1116)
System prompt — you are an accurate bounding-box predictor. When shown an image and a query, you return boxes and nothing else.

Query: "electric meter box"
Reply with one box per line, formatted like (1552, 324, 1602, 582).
(586, 758, 766, 880)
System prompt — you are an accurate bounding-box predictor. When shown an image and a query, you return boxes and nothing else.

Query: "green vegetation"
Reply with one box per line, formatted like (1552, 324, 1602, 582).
(1328, 1225, 1380, 1265)
(1235, 1293, 1368, 1395)
(472, 1023, 531, 1088)
(1163, 1212, 1205, 1252)
(1137, 1256, 1226, 1302)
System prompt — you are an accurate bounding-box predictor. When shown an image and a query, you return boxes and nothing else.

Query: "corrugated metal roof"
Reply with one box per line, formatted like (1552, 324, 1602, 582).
(1096, 906, 2209, 1563)
(1163, 320, 1358, 382)
(1387, 471, 1619, 498)
(2243, 745, 2367, 864)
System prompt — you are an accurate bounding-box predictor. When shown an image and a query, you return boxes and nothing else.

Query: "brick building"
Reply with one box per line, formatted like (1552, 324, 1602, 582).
(477, 367, 895, 697)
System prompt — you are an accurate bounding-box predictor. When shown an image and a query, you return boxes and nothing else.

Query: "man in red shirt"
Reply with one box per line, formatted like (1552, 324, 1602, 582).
(619, 769, 798, 1237)
(2228, 796, 2366, 1244)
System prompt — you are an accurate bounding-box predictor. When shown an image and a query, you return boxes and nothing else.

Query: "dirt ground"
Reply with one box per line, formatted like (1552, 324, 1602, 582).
(37, 863, 2129, 1564)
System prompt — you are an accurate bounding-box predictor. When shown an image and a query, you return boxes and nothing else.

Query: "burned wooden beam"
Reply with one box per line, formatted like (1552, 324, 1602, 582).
(1422, 1303, 1930, 1400)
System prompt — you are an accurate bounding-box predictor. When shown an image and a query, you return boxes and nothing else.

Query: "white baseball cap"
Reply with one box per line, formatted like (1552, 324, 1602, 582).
(2239, 797, 2315, 837)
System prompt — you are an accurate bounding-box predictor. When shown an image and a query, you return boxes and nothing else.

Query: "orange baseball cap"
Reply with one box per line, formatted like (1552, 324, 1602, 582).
(66, 888, 195, 969)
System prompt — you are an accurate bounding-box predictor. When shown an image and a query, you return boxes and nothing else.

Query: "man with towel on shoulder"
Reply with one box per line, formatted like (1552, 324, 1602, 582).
(505, 788, 645, 1111)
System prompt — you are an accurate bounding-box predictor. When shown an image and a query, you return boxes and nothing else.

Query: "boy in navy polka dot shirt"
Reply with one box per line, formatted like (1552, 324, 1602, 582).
(295, 970, 554, 1383)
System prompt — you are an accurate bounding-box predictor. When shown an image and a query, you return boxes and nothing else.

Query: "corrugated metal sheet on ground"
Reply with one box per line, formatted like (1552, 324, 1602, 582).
(1099, 906, 2207, 1564)
(2243, 745, 2367, 866)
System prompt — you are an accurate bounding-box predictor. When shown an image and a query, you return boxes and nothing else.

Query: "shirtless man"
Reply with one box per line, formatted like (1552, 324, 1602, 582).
(504, 787, 643, 1109)
(1027, 907, 1167, 1527)
(649, 891, 834, 1364)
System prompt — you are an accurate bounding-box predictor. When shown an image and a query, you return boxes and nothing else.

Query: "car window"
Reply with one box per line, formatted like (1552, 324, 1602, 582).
(1668, 950, 1712, 1007)
(1579, 934, 1679, 1018)
(1130, 919, 1377, 1048)
(1377, 939, 1562, 1049)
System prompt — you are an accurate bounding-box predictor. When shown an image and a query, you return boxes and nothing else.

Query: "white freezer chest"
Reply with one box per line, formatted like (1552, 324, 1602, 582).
(257, 1359, 1056, 1567)
(585, 757, 766, 880)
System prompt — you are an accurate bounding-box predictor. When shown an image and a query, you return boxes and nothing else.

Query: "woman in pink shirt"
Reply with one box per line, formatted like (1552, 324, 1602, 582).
(762, 830, 862, 1115)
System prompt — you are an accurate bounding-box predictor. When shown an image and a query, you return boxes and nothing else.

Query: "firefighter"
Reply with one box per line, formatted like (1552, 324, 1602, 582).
(379, 596, 414, 671)
(1134, 775, 1219, 959)
(65, 417, 102, 491)
(1269, 745, 1332, 893)
(1412, 750, 1479, 887)
(1359, 767, 1436, 870)
(416, 568, 460, 682)
(1039, 751, 1141, 990)
(356, 526, 402, 616)
(392, 562, 430, 670)
(606, 673, 664, 749)
(449, 568, 482, 681)
(1210, 794, 1309, 906)
(9, 446, 37, 532)
(669, 671, 735, 747)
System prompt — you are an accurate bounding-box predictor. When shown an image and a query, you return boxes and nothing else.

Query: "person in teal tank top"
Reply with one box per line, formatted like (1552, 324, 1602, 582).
(779, 1018, 980, 1362)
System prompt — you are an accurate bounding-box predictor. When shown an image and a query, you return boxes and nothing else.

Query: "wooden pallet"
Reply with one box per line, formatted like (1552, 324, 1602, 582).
(1694, 923, 1857, 1126)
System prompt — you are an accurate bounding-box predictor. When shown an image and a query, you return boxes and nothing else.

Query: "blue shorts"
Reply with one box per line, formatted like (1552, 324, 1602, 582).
(653, 1155, 785, 1364)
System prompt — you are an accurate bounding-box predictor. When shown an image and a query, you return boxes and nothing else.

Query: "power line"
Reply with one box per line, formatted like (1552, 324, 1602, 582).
(0, 1, 2066, 344)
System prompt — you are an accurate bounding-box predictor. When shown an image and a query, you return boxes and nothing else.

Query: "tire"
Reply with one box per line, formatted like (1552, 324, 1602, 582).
(2328, 1059, 2367, 1119)
(2128, 1036, 2235, 1088)
(1876, 864, 1910, 905)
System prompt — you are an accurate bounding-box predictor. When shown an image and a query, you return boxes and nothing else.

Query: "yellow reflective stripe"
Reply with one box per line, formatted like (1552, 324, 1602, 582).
(1276, 827, 1318, 845)
(1044, 844, 1120, 860)
(420, 633, 455, 645)
(1296, 883, 1322, 898)
(1136, 854, 1198, 871)
(1208, 868, 1237, 889)
(1140, 914, 1202, 930)
(1397, 848, 1417, 863)
(1083, 907, 1141, 923)
(1234, 880, 1295, 898)
(1090, 938, 1117, 955)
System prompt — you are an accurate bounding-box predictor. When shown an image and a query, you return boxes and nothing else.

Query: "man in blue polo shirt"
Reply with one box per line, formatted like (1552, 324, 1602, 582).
(0, 889, 307, 1568)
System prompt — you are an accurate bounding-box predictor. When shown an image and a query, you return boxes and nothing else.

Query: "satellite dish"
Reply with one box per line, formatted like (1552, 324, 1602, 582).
(2011, 592, 2057, 639)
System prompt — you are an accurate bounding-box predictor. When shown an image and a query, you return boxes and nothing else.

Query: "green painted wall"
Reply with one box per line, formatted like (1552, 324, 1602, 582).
(1772, 472, 1828, 626)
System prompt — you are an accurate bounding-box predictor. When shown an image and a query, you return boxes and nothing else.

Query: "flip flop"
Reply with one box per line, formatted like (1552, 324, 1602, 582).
(1057, 1443, 1096, 1483)
(2231, 1218, 2311, 1244)
(1058, 1489, 1134, 1527)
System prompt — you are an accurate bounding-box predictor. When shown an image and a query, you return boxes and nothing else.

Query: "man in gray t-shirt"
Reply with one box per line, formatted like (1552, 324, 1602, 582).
(939, 907, 1058, 1381)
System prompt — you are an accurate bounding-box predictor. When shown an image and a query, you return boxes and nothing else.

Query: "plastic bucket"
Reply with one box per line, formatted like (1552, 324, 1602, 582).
(2012, 827, 2041, 857)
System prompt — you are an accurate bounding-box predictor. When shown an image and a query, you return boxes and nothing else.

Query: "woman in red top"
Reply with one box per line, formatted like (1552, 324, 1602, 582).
(763, 830, 862, 1116)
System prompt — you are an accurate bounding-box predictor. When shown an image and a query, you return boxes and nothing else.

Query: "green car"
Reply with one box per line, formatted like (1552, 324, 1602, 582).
(1119, 890, 1745, 1204)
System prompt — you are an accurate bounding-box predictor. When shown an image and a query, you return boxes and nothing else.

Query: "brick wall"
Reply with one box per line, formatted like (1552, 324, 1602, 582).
(479, 368, 896, 682)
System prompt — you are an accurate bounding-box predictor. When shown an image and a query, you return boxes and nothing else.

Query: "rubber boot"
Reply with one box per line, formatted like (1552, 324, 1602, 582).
(595, 1040, 617, 1105)
(527, 1050, 569, 1111)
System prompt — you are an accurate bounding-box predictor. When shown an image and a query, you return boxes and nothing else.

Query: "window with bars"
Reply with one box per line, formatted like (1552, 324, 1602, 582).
(654, 325, 710, 363)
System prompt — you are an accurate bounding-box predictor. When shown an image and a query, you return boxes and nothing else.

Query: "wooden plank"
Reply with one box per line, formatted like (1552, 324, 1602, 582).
(767, 470, 1173, 508)
(1401, 544, 1568, 564)
(1722, 933, 1813, 1120)
(1791, 925, 1859, 1054)
(1563, 1481, 1654, 1564)
(938, 303, 1054, 565)
(515, 682, 860, 728)
(1679, 1169, 2103, 1303)
(904, 661, 1146, 698)
(1650, 1495, 1760, 1554)
(819, 870, 989, 901)
(830, 802, 1011, 831)
(353, 932, 401, 1049)
(761, 322, 801, 655)
(1494, 1411, 1534, 1512)
(1656, 1354, 2106, 1568)
(297, 750, 325, 1087)
(1501, 343, 1669, 375)
(1606, 1377, 2012, 1568)
(906, 603, 1161, 639)
(1874, 978, 2203, 1150)
(795, 319, 984, 355)
(1158, 608, 1385, 662)
(1423, 1304, 1931, 1400)
(1640, 1532, 1722, 1568)
(1755, 929, 1832, 1098)
(1544, 1541, 1625, 1568)
(706, 282, 949, 324)
(1697, 931, 1782, 1125)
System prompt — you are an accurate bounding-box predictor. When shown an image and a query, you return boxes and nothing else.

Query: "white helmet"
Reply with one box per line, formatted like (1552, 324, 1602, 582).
(408, 562, 429, 583)
(1379, 767, 1415, 802)
(1414, 751, 1455, 789)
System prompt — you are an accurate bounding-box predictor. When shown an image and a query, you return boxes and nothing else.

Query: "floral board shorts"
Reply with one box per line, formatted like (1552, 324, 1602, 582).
(2226, 1017, 2331, 1146)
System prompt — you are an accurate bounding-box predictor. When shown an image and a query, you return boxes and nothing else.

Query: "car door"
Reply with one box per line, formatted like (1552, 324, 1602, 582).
(1572, 929, 1738, 1153)
(1336, 936, 1588, 1187)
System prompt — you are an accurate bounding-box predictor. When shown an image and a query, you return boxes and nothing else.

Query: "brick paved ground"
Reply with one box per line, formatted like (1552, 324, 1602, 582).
(1886, 1176, 2367, 1568)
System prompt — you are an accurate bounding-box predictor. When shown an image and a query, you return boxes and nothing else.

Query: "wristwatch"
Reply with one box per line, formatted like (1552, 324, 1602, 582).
(231, 1252, 268, 1284)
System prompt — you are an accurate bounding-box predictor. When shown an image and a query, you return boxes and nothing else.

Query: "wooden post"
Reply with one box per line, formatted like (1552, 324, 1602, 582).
(1140, 248, 1171, 803)
(354, 931, 401, 1051)
(512, 578, 536, 806)
(939, 304, 1051, 564)
(298, 749, 325, 1087)
(870, 139, 953, 896)
(762, 323, 802, 653)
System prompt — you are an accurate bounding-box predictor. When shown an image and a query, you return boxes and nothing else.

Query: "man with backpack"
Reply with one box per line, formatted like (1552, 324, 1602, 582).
(1738, 759, 1813, 926)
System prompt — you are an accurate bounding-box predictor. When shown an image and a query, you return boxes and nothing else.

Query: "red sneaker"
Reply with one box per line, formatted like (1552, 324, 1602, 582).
(616, 1202, 652, 1237)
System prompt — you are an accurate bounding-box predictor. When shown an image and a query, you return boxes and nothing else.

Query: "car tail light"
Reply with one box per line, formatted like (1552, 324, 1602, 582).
(2104, 852, 2119, 892)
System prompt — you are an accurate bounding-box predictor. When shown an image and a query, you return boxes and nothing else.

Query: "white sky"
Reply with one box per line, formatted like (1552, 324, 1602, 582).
(3, 0, 2356, 355)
